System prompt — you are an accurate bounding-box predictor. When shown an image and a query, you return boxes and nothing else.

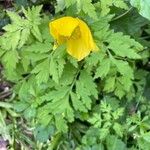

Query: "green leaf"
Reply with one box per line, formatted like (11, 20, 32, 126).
(60, 63, 77, 86)
(130, 0, 150, 20)
(80, 70, 98, 98)
(31, 58, 50, 84)
(56, 0, 76, 11)
(107, 32, 142, 59)
(106, 135, 126, 150)
(100, 0, 128, 16)
(138, 137, 150, 150)
(49, 57, 59, 83)
(94, 58, 110, 79)
(50, 57, 66, 83)
(2, 30, 21, 50)
(35, 125, 55, 142)
(104, 76, 116, 92)
(113, 0, 129, 9)
(142, 132, 150, 143)
(92, 144, 104, 150)
(37, 111, 53, 126)
(56, 0, 65, 11)
(21, 50, 49, 63)
(77, 0, 97, 19)
(2, 50, 19, 70)
(14, 102, 29, 112)
(88, 113, 102, 128)
(22, 5, 42, 25)
(2, 6, 42, 51)
(18, 28, 30, 49)
(6, 11, 22, 24)
(118, 76, 132, 92)
(55, 115, 68, 133)
(99, 128, 110, 140)
(24, 107, 36, 119)
(111, 58, 134, 79)
(65, 0, 76, 8)
(86, 51, 105, 67)
(31, 25, 42, 42)
(22, 6, 42, 41)
(3, 11, 31, 50)
(75, 70, 98, 111)
(14, 0, 28, 7)
(51, 94, 74, 122)
(18, 80, 31, 100)
(42, 86, 74, 126)
(76, 80, 92, 110)
(114, 81, 126, 99)
(42, 87, 69, 102)
(110, 10, 148, 36)
(0, 48, 5, 57)
(113, 123, 123, 137)
(100, 0, 113, 16)
(25, 41, 52, 53)
(71, 92, 87, 112)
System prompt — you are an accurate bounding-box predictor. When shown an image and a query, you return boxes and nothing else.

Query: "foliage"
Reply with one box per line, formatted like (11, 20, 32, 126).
(0, 0, 150, 149)
(130, 0, 150, 20)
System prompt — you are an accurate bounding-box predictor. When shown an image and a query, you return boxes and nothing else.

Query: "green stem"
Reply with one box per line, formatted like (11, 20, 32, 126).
(69, 61, 84, 91)
(111, 7, 133, 22)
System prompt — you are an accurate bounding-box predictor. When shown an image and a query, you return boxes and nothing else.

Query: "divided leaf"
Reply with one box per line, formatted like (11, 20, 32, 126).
(100, 0, 128, 16)
(2, 50, 19, 70)
(107, 32, 142, 59)
(77, 0, 97, 19)
(106, 135, 126, 150)
(75, 70, 98, 111)
(31, 58, 50, 85)
(94, 58, 110, 79)
(50, 57, 66, 83)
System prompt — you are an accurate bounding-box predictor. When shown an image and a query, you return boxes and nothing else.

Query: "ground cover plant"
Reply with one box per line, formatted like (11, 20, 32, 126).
(0, 0, 150, 149)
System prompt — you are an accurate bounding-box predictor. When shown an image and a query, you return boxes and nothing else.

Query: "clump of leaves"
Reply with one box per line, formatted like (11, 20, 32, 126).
(0, 0, 150, 149)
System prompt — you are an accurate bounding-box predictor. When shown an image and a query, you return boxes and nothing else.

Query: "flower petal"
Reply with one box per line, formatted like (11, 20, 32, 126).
(67, 18, 98, 61)
(77, 18, 98, 52)
(49, 17, 98, 60)
(67, 37, 90, 61)
(49, 17, 79, 38)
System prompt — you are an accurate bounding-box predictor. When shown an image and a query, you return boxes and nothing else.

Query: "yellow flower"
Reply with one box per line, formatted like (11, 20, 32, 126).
(49, 16, 98, 61)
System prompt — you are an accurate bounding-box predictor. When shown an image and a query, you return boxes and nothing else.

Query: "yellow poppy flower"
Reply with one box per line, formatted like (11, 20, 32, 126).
(49, 16, 98, 61)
